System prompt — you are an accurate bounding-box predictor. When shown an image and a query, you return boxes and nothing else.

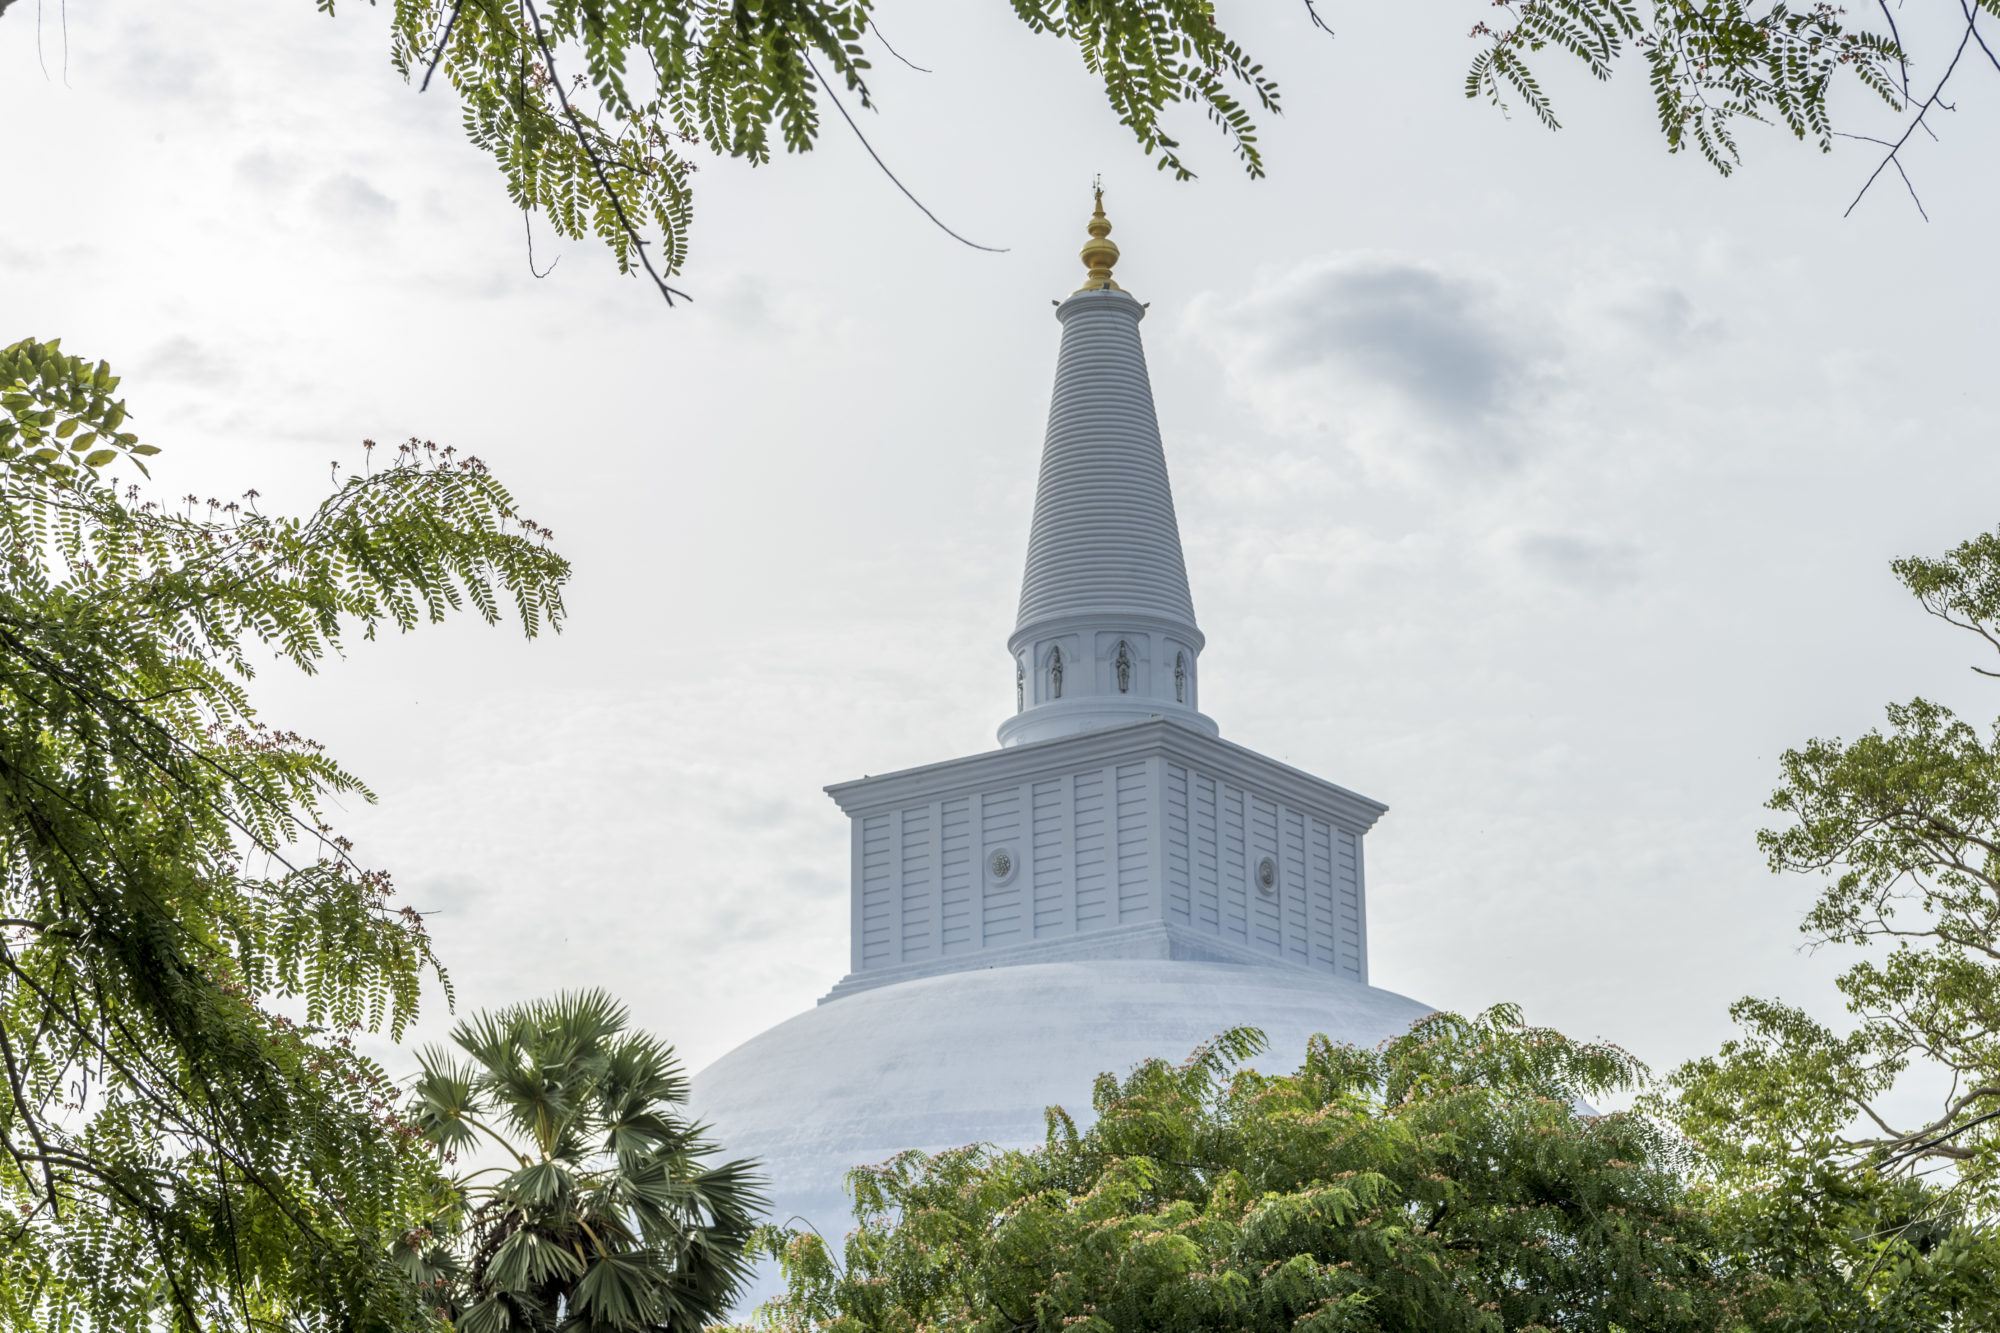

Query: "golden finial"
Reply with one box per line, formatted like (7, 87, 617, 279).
(1076, 177, 1122, 292)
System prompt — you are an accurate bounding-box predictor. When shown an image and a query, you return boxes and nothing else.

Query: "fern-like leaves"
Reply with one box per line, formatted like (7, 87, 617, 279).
(0, 338, 570, 1331)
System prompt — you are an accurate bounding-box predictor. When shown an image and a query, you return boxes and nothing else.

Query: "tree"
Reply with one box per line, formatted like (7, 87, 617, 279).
(1466, 0, 1997, 216)
(380, 0, 1278, 302)
(3, 3, 1975, 291)
(346, 0, 1992, 288)
(1658, 525, 2000, 1300)
(738, 1009, 1752, 1333)
(738, 1009, 2000, 1332)
(0, 336, 569, 1330)
(404, 989, 765, 1331)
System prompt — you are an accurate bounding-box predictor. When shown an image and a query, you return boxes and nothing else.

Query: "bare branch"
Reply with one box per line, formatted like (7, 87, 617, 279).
(868, 19, 932, 73)
(804, 53, 1008, 254)
(1844, 14, 1978, 218)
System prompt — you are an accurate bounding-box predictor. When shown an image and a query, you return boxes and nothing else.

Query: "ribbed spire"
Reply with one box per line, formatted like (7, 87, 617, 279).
(998, 198, 1212, 748)
(1014, 294, 1196, 630)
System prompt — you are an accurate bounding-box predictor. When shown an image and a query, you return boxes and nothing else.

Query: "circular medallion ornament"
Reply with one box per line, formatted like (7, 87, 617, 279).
(988, 848, 1017, 884)
(1256, 856, 1278, 895)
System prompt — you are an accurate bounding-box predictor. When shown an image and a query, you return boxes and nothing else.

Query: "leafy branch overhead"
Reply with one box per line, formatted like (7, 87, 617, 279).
(351, 0, 1994, 295)
(1470, 1, 1907, 166)
(0, 337, 570, 1330)
(384, 0, 1279, 300)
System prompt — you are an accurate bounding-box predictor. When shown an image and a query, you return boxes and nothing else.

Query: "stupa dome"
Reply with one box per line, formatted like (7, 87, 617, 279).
(695, 961, 1430, 1235)
(689, 198, 1432, 1294)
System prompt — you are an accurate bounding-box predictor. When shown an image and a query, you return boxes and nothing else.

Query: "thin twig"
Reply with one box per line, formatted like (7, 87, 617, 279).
(869, 19, 931, 73)
(1302, 0, 1336, 37)
(1883, 1106, 2000, 1166)
(1844, 14, 1977, 218)
(519, 0, 692, 304)
(1838, 130, 1935, 220)
(420, 0, 468, 93)
(524, 210, 559, 278)
(0, 1013, 62, 1215)
(804, 54, 1007, 253)
(1875, 0, 1911, 95)
(1962, 0, 2000, 72)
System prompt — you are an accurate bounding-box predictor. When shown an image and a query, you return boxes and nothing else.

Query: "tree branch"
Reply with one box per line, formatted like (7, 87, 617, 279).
(804, 53, 1007, 254)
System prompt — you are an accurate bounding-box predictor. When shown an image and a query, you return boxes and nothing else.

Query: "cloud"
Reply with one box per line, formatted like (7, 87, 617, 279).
(1513, 531, 1644, 593)
(0, 240, 43, 272)
(1256, 261, 1528, 422)
(143, 335, 238, 388)
(118, 23, 221, 104)
(312, 172, 398, 224)
(1189, 255, 1556, 473)
(1602, 283, 1726, 352)
(235, 148, 302, 193)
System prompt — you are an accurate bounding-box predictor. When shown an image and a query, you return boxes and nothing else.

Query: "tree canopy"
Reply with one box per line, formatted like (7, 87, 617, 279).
(349, 0, 1988, 294)
(4, 1, 1976, 288)
(740, 1005, 2000, 1332)
(0, 336, 569, 1330)
(1655, 526, 2000, 1298)
(742, 1011, 1741, 1333)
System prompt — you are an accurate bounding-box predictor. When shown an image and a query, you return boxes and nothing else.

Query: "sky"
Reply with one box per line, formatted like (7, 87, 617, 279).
(4, 0, 1998, 1115)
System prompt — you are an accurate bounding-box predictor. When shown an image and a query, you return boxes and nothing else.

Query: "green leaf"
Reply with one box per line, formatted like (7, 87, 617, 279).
(0, 334, 575, 1332)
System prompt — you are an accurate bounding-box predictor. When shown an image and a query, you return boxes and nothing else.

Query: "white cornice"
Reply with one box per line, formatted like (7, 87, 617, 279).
(996, 694, 1218, 748)
(1005, 610, 1207, 658)
(825, 716, 1388, 833)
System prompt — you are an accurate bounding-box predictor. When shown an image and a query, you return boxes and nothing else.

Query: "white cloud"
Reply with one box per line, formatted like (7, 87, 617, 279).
(235, 147, 302, 193)
(1512, 530, 1645, 593)
(312, 171, 398, 224)
(144, 335, 238, 387)
(1188, 254, 1561, 476)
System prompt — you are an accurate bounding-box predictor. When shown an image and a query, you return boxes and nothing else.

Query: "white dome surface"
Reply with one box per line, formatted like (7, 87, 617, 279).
(690, 960, 1433, 1244)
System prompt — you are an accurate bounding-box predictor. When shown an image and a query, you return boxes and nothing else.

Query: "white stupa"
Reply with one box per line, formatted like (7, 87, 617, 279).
(692, 195, 1431, 1247)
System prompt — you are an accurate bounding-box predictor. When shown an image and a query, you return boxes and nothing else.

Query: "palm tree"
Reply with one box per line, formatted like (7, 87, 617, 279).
(403, 990, 765, 1331)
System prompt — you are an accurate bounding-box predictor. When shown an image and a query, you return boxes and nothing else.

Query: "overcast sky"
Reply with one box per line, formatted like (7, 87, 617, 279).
(6, 1, 1998, 1114)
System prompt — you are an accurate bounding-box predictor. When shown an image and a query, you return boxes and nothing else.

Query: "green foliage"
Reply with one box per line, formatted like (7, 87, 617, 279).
(7, 2, 1975, 290)
(0, 338, 159, 477)
(352, 0, 1970, 289)
(1642, 523, 2000, 1328)
(378, 0, 1277, 294)
(405, 989, 766, 1331)
(1468, 0, 1931, 171)
(739, 1008, 1750, 1333)
(1691, 526, 2000, 1197)
(0, 336, 570, 1330)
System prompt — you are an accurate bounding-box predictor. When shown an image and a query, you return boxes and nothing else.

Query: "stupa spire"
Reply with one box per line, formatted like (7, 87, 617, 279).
(1076, 181, 1121, 292)
(999, 191, 1214, 748)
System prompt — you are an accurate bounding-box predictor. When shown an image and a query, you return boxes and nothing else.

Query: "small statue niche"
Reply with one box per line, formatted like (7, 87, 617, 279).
(1114, 641, 1132, 694)
(1175, 652, 1187, 704)
(1050, 646, 1064, 699)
